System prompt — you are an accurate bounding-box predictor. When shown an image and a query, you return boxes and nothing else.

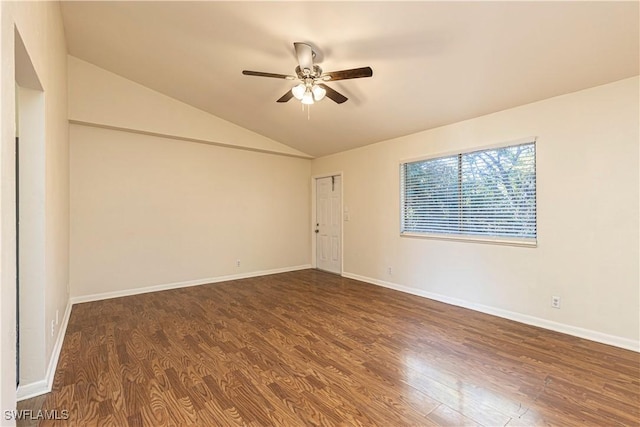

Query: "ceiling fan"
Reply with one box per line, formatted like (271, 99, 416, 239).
(242, 42, 373, 105)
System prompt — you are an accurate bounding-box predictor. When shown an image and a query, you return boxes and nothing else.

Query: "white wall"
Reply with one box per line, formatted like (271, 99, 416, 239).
(312, 77, 639, 350)
(69, 124, 311, 298)
(1, 0, 69, 418)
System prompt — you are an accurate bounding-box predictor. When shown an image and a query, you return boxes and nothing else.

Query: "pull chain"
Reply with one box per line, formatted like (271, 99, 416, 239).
(300, 103, 312, 120)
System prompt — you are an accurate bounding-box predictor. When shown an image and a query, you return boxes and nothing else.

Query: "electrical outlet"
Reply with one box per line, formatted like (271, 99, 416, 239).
(56, 309, 59, 325)
(51, 320, 55, 337)
(551, 296, 561, 309)
(236, 259, 241, 267)
(387, 267, 392, 275)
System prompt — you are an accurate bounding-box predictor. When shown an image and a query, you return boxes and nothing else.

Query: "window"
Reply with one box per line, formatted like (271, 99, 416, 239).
(400, 140, 536, 246)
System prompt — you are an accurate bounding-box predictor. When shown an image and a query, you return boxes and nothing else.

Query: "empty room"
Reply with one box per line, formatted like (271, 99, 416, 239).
(1, 1, 638, 426)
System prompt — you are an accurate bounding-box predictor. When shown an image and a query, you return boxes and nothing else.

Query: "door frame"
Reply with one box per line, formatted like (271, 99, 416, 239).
(311, 172, 344, 275)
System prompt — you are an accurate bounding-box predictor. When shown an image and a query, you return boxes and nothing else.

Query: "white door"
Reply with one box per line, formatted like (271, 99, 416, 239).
(315, 176, 342, 274)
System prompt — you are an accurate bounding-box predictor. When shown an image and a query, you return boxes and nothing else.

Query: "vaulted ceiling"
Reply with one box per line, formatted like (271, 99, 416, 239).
(60, 1, 639, 157)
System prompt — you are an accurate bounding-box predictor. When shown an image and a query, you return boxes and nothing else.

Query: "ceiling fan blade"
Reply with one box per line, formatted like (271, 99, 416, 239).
(293, 42, 314, 72)
(318, 84, 348, 104)
(242, 70, 295, 80)
(276, 90, 294, 103)
(322, 66, 373, 81)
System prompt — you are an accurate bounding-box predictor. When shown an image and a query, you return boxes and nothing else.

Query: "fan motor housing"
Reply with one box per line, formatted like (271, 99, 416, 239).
(295, 65, 322, 80)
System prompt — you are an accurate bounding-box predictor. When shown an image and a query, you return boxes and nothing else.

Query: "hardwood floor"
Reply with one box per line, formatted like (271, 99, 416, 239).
(24, 270, 639, 426)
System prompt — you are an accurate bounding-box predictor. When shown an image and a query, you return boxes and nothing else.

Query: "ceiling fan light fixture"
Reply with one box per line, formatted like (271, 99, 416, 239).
(301, 89, 314, 105)
(292, 83, 306, 100)
(242, 42, 372, 106)
(312, 84, 326, 101)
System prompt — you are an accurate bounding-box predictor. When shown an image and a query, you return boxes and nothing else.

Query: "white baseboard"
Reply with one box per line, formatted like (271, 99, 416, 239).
(17, 299, 72, 401)
(71, 264, 312, 304)
(342, 272, 639, 353)
(15, 380, 48, 402)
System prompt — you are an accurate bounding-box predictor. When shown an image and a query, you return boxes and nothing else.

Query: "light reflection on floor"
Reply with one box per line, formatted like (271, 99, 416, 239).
(402, 350, 533, 425)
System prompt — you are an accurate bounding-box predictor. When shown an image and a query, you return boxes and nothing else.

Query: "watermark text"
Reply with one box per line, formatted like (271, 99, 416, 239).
(4, 409, 69, 421)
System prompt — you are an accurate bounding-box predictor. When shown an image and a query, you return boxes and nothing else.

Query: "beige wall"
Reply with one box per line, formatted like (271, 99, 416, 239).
(70, 124, 311, 298)
(67, 57, 313, 297)
(68, 57, 311, 300)
(1, 0, 69, 415)
(312, 77, 639, 349)
(67, 58, 312, 299)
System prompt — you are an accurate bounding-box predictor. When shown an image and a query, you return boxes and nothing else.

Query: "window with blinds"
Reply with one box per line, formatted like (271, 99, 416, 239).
(400, 141, 536, 245)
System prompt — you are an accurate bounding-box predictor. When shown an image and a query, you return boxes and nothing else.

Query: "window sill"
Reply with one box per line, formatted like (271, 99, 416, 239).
(400, 232, 537, 248)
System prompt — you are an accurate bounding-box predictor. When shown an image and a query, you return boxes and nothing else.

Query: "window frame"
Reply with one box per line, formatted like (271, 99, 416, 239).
(399, 137, 537, 247)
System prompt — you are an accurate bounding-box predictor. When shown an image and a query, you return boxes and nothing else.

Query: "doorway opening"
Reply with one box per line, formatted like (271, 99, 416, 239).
(14, 28, 46, 393)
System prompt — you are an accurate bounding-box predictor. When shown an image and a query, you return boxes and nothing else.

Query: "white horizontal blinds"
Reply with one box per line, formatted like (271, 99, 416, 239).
(403, 155, 460, 234)
(402, 142, 536, 240)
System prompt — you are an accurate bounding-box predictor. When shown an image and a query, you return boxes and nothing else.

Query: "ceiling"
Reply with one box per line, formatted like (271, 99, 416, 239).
(60, 1, 639, 158)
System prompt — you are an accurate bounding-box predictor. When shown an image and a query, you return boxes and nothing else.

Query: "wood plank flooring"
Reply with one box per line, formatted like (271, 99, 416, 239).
(23, 270, 639, 426)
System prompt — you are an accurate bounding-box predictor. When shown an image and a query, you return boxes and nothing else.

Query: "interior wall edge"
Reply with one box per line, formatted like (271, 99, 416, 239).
(68, 120, 314, 160)
(16, 298, 72, 402)
(343, 272, 640, 353)
(70, 264, 313, 303)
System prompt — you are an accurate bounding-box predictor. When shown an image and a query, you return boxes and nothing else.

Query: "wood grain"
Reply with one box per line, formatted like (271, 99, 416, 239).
(20, 269, 639, 426)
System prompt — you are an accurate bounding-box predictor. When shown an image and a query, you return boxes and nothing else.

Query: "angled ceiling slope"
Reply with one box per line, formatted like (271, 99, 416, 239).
(61, 1, 639, 157)
(68, 56, 311, 158)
